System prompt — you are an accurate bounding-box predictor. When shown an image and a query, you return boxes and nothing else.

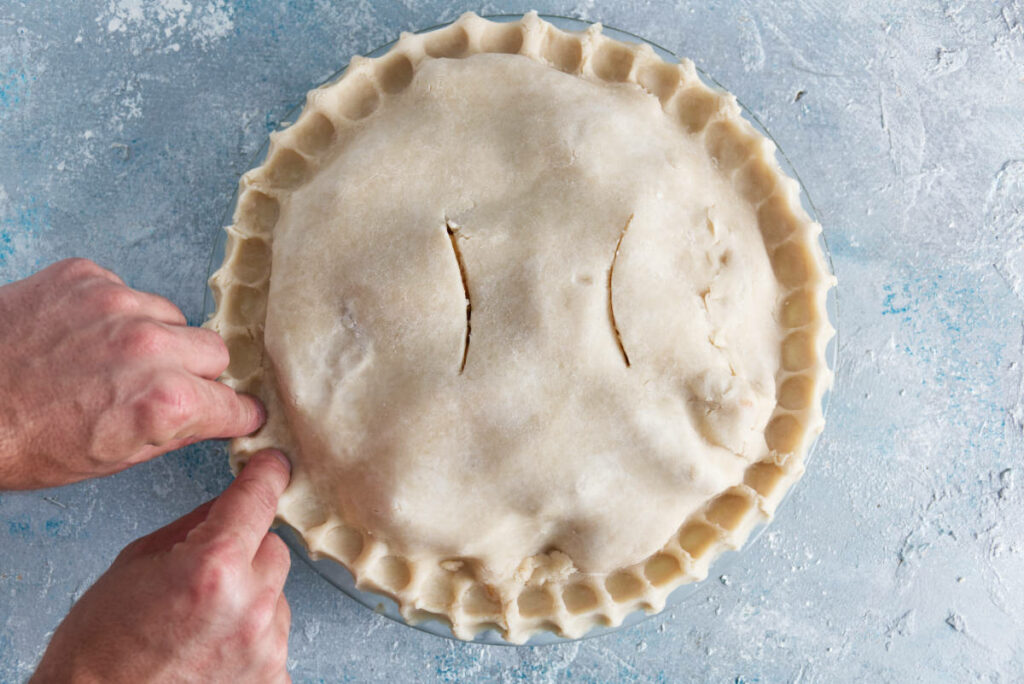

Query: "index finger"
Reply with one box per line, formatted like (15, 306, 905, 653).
(202, 449, 292, 557)
(174, 378, 265, 441)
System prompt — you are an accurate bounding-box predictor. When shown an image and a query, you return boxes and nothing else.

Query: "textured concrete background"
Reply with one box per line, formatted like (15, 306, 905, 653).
(2, 1, 1023, 681)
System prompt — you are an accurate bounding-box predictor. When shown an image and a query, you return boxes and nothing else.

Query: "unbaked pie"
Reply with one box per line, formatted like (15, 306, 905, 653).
(207, 12, 835, 643)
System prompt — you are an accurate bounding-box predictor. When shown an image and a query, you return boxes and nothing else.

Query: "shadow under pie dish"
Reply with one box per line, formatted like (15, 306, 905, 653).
(205, 12, 836, 644)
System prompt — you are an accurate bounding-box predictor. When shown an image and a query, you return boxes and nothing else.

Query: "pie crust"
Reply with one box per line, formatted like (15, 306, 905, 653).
(207, 12, 835, 643)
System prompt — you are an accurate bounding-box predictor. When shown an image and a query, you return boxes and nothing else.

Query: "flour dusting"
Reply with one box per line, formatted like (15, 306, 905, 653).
(98, 0, 233, 50)
(738, 12, 766, 72)
(986, 161, 1024, 302)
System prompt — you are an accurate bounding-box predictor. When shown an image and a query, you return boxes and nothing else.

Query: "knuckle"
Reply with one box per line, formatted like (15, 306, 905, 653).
(275, 546, 292, 575)
(267, 535, 291, 571)
(190, 558, 228, 601)
(134, 374, 195, 440)
(189, 540, 242, 600)
(188, 570, 231, 612)
(239, 592, 276, 645)
(253, 590, 279, 626)
(53, 257, 102, 280)
(91, 285, 138, 316)
(119, 319, 168, 358)
(202, 329, 231, 368)
(201, 535, 245, 566)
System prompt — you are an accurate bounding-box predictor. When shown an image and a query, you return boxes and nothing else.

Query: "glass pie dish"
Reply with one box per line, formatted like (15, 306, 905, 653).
(201, 13, 839, 646)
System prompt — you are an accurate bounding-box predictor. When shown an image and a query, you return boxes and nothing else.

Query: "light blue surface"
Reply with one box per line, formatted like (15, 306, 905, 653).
(2, 1, 1023, 681)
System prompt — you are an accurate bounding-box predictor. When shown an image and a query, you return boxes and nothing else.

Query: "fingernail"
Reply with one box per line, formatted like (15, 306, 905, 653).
(263, 449, 292, 473)
(251, 396, 267, 428)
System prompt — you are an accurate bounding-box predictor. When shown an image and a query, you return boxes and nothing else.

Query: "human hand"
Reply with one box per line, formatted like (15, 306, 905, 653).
(0, 258, 264, 489)
(32, 449, 293, 683)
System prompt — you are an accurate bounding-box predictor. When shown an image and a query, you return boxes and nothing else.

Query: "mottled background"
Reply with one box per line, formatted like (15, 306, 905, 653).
(1, 1, 1022, 682)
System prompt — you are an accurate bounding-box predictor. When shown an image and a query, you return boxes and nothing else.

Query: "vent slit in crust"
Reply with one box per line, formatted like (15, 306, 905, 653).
(607, 212, 633, 368)
(446, 219, 472, 374)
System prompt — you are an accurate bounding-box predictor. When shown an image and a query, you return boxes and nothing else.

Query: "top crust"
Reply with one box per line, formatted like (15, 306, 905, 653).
(207, 12, 835, 643)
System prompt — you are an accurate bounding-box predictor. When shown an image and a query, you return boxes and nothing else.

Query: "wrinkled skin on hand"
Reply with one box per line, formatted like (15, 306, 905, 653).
(32, 450, 294, 684)
(0, 258, 264, 488)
